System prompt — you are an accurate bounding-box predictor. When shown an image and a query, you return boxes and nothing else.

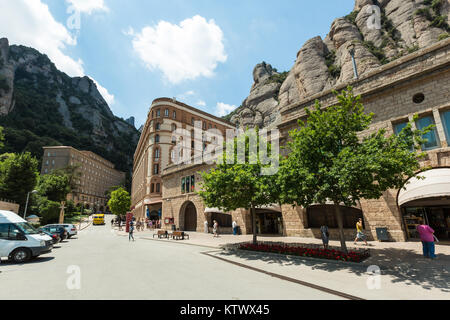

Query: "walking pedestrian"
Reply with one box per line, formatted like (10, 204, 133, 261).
(111, 218, 115, 228)
(417, 223, 437, 259)
(118, 217, 122, 231)
(320, 225, 329, 249)
(354, 218, 368, 245)
(129, 220, 135, 242)
(204, 220, 209, 234)
(213, 220, 219, 238)
(232, 220, 238, 236)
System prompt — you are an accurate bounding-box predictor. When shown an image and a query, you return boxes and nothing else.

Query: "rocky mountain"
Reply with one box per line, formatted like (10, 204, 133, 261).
(227, 0, 450, 129)
(0, 38, 139, 186)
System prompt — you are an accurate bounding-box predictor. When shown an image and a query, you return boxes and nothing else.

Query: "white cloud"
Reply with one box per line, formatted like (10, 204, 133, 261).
(196, 100, 206, 107)
(0, 0, 115, 105)
(216, 102, 236, 117)
(131, 15, 227, 84)
(66, 0, 108, 14)
(0, 0, 83, 77)
(185, 90, 195, 96)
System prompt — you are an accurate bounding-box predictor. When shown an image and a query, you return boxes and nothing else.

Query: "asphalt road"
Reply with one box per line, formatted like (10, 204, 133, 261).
(0, 216, 344, 300)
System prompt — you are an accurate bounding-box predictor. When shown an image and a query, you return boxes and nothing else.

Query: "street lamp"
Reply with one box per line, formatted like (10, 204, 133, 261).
(348, 43, 359, 79)
(79, 201, 86, 230)
(23, 190, 38, 219)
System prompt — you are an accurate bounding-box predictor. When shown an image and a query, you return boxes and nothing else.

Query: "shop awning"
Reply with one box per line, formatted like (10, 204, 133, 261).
(398, 168, 450, 207)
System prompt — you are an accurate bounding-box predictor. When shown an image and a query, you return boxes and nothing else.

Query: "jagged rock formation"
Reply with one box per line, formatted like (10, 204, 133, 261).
(227, 62, 286, 129)
(227, 0, 450, 128)
(0, 38, 139, 178)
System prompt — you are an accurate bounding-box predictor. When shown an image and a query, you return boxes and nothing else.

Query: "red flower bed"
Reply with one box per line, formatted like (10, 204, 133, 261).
(239, 243, 370, 263)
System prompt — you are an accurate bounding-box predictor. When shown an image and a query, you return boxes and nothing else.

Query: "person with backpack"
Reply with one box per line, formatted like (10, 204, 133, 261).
(129, 219, 135, 242)
(320, 225, 329, 249)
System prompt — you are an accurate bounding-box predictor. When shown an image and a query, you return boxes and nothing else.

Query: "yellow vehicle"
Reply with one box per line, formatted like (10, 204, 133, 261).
(93, 214, 105, 225)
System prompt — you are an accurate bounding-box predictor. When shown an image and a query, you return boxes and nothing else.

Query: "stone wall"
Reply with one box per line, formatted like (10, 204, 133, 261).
(0, 200, 20, 214)
(277, 38, 450, 242)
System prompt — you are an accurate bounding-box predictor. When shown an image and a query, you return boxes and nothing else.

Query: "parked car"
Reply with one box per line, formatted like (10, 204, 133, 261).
(45, 224, 77, 238)
(0, 210, 53, 263)
(40, 226, 68, 241)
(39, 230, 61, 244)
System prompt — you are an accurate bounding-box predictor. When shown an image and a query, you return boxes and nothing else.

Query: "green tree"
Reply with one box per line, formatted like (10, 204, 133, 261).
(37, 197, 61, 225)
(199, 128, 279, 244)
(37, 173, 71, 203)
(278, 88, 429, 253)
(0, 152, 39, 213)
(108, 187, 131, 217)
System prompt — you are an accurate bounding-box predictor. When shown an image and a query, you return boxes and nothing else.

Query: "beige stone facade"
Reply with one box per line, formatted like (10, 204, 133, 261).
(132, 39, 450, 242)
(41, 146, 126, 211)
(278, 38, 450, 242)
(0, 200, 19, 214)
(131, 98, 235, 220)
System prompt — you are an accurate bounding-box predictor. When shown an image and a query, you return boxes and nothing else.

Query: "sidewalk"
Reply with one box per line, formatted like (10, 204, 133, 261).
(116, 228, 450, 270)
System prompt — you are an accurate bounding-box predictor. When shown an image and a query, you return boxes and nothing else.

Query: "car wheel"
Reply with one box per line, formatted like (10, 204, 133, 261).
(10, 248, 31, 263)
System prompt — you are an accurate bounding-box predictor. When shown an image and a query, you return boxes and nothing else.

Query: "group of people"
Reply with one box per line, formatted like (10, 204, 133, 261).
(203, 220, 239, 238)
(319, 218, 439, 259)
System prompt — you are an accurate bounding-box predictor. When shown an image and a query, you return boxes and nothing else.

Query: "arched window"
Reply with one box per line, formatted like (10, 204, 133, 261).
(151, 184, 155, 193)
(156, 183, 161, 193)
(164, 109, 169, 117)
(154, 148, 160, 160)
(171, 124, 177, 132)
(155, 134, 160, 143)
(156, 123, 161, 131)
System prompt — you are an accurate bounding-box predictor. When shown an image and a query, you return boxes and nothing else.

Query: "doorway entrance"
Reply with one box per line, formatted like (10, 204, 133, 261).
(402, 206, 450, 241)
(182, 202, 197, 231)
(255, 210, 283, 235)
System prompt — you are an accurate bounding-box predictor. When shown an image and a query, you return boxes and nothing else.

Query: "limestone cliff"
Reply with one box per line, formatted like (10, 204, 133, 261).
(227, 0, 450, 129)
(0, 38, 139, 178)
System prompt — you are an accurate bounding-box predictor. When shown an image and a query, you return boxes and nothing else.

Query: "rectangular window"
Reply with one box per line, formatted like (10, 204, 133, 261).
(154, 164, 159, 175)
(185, 176, 190, 194)
(164, 109, 169, 117)
(191, 118, 195, 126)
(191, 175, 195, 193)
(416, 115, 440, 150)
(156, 183, 161, 193)
(156, 109, 161, 118)
(181, 177, 186, 194)
(151, 184, 155, 193)
(440, 110, 450, 143)
(173, 111, 176, 119)
(393, 121, 408, 135)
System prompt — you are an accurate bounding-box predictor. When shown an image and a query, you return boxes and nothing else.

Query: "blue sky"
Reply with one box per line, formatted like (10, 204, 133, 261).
(1, 0, 355, 128)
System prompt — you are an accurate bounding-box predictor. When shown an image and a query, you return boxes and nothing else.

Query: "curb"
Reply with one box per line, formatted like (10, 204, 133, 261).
(223, 247, 371, 269)
(79, 221, 92, 231)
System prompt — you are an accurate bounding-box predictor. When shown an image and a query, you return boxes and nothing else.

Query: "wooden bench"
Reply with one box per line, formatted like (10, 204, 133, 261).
(170, 231, 189, 240)
(153, 230, 168, 239)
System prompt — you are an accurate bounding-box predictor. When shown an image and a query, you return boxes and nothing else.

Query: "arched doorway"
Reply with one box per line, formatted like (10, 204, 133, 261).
(181, 201, 197, 231)
(398, 168, 450, 241)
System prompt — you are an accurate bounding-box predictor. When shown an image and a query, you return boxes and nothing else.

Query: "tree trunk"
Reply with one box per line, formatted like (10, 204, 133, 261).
(251, 205, 257, 245)
(334, 203, 348, 254)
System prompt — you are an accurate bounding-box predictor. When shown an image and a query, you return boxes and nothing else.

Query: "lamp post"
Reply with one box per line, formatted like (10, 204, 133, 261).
(23, 190, 38, 219)
(348, 43, 359, 79)
(79, 201, 86, 230)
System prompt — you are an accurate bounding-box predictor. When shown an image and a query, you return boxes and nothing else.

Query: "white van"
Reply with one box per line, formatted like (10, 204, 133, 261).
(0, 210, 53, 263)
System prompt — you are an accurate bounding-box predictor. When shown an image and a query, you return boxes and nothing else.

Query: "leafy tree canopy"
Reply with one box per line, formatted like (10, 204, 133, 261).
(0, 152, 39, 213)
(199, 128, 279, 244)
(107, 187, 131, 217)
(278, 87, 430, 252)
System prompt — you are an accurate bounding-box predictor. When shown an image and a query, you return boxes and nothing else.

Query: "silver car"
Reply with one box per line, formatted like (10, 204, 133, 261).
(46, 224, 78, 239)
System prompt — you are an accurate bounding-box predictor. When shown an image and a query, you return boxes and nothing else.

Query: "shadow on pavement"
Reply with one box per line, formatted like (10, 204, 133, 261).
(219, 247, 450, 292)
(1, 256, 55, 266)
